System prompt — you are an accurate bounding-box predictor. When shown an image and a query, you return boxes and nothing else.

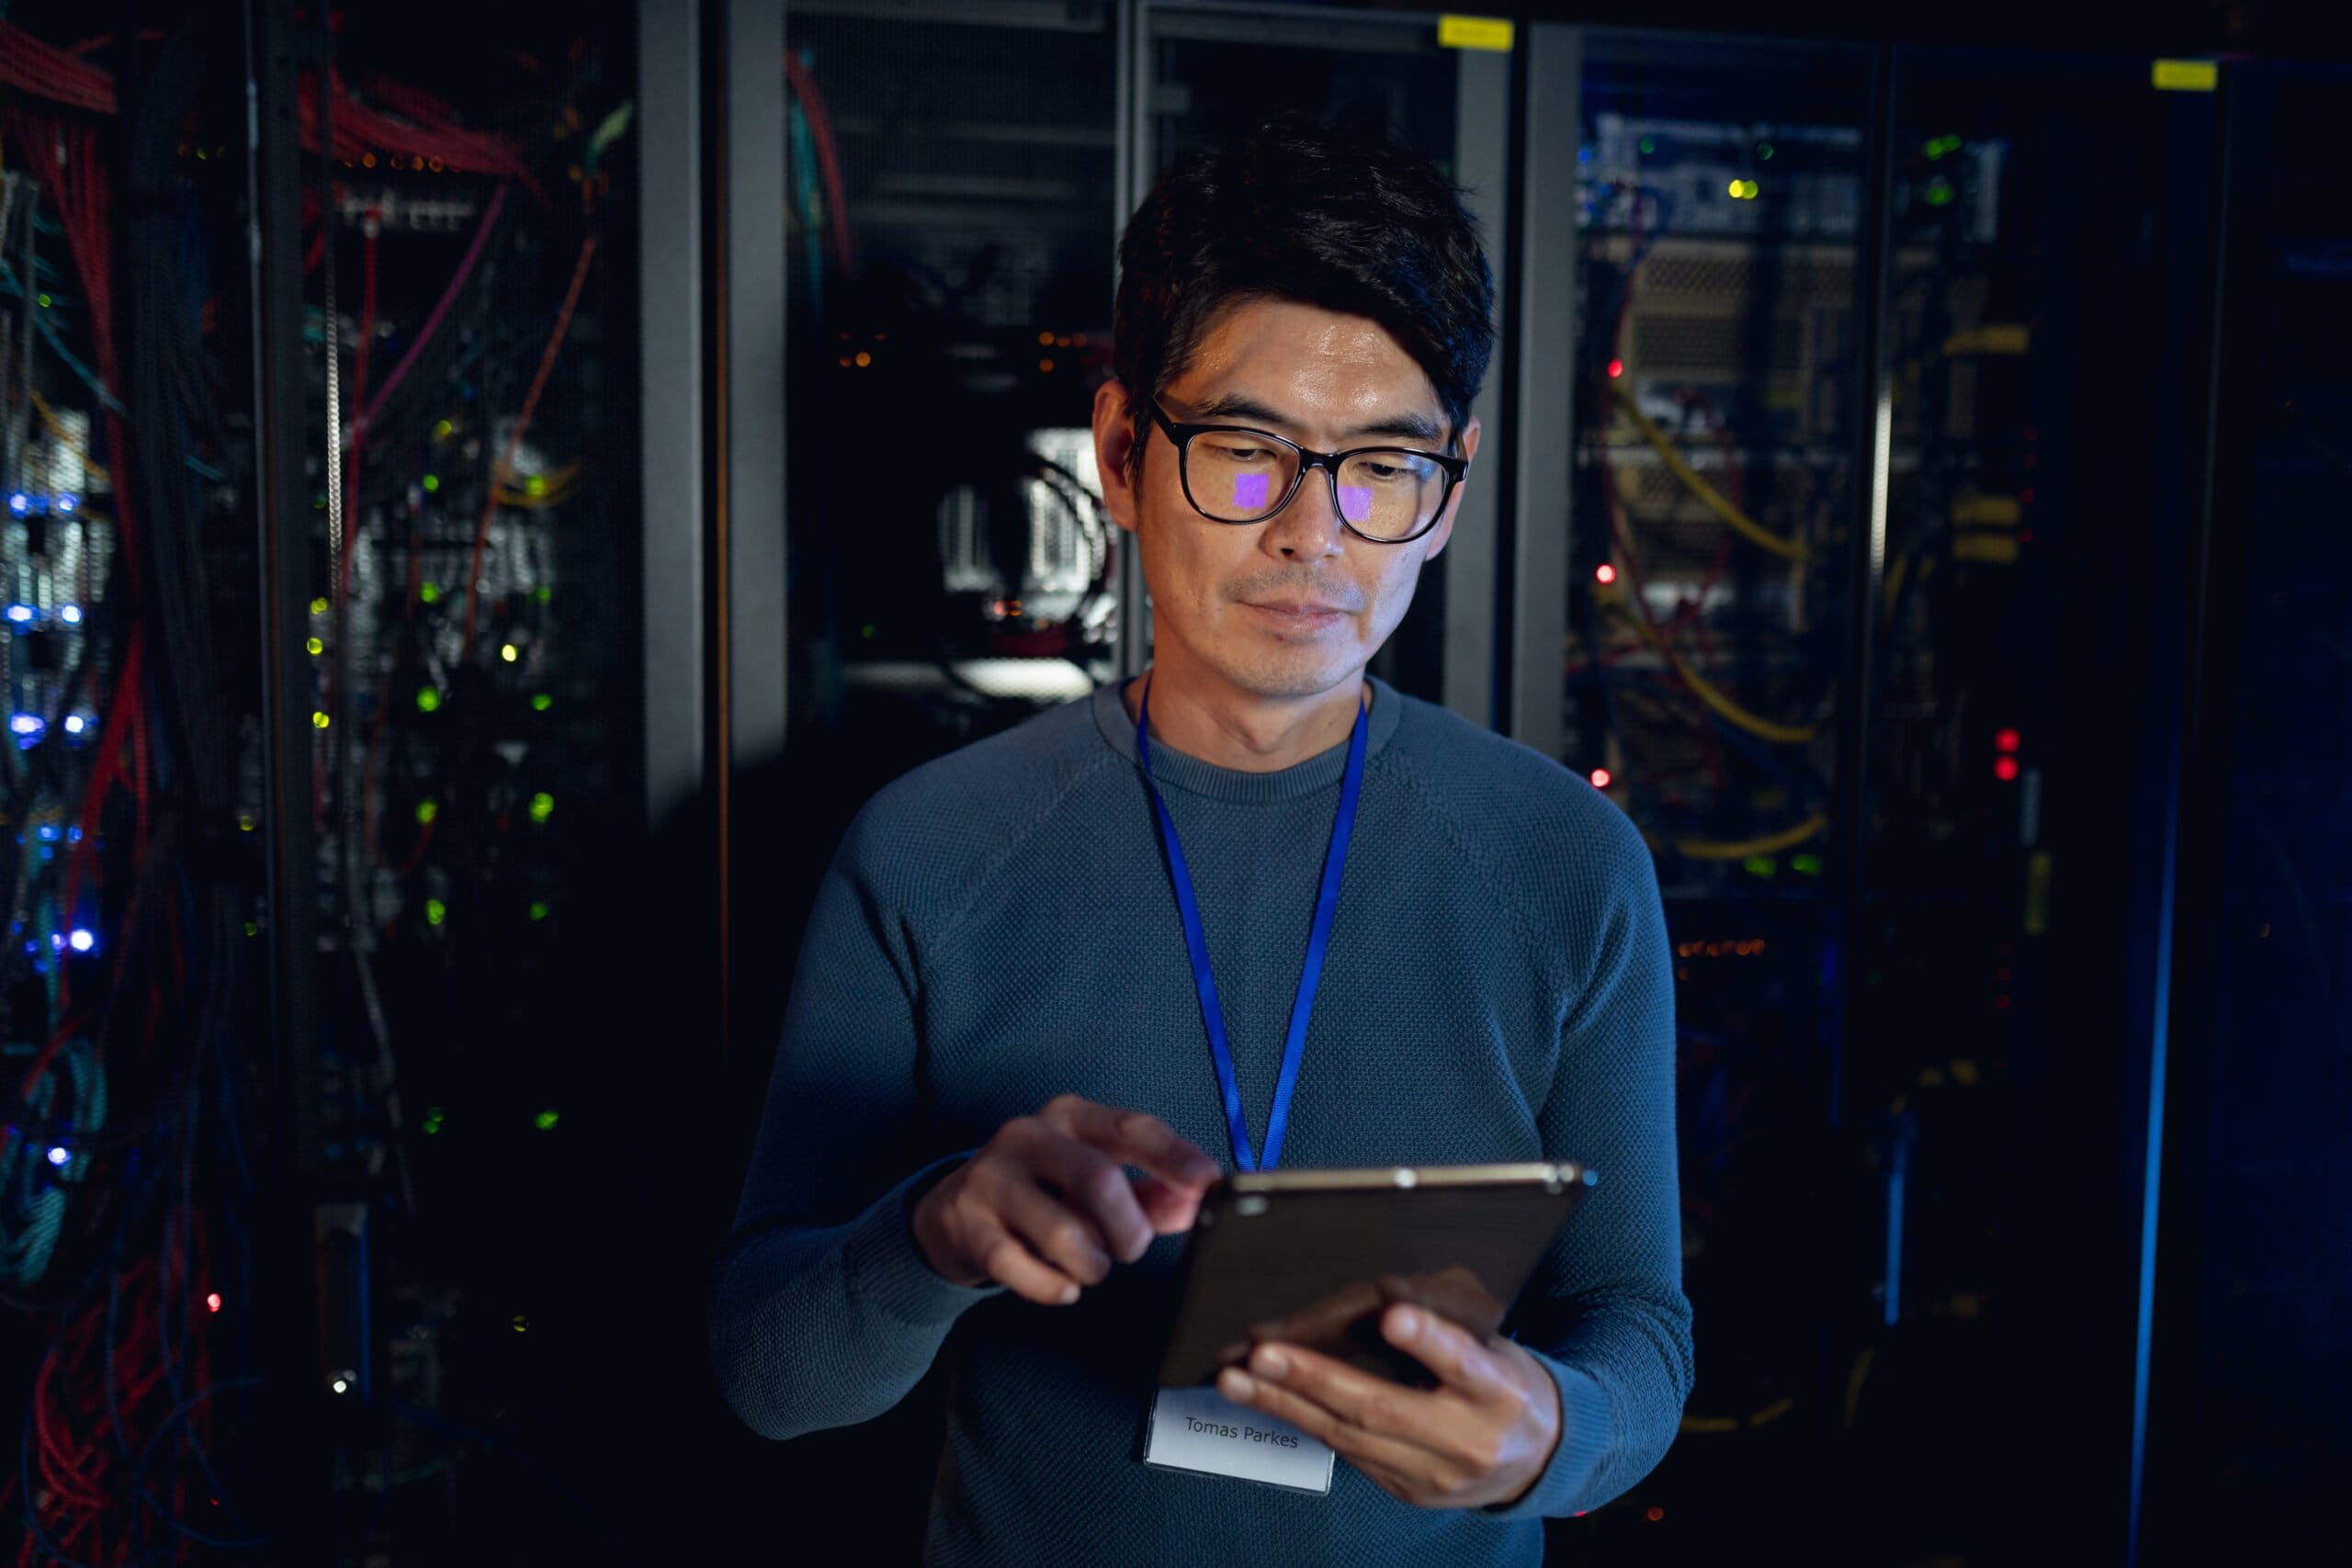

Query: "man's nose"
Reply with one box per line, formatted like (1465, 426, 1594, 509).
(1261, 462, 1345, 559)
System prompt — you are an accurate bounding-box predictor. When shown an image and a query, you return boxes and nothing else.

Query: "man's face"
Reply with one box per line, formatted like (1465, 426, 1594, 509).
(1093, 298, 1481, 701)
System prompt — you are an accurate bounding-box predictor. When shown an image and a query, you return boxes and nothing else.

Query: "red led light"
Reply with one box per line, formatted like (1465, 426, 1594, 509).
(205, 1292, 222, 1314)
(1607, 358, 1624, 379)
(1995, 756, 2020, 782)
(1996, 728, 2020, 753)
(1595, 563, 1618, 584)
(1589, 768, 1612, 789)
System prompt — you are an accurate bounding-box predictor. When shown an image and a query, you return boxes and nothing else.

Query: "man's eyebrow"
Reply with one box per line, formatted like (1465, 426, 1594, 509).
(1188, 391, 1446, 446)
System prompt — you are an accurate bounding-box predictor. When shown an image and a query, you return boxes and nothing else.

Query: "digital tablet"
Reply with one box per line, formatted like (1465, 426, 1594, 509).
(1155, 1162, 1596, 1389)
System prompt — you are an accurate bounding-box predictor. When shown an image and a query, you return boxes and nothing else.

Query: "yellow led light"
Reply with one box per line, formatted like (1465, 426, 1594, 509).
(501, 643, 519, 663)
(306, 636, 323, 656)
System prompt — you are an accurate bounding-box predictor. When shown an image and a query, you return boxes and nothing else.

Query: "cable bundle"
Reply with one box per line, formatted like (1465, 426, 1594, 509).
(1, 21, 263, 1566)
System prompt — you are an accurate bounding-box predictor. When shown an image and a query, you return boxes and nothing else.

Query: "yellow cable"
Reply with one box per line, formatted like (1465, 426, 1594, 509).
(1671, 813, 1828, 863)
(28, 389, 109, 487)
(1609, 382, 1807, 561)
(1605, 597, 1819, 745)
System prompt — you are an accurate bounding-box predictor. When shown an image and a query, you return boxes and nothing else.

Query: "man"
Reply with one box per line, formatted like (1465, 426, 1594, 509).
(712, 113, 1690, 1564)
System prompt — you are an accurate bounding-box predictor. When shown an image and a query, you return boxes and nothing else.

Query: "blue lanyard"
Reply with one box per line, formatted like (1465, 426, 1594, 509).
(1135, 677, 1369, 1172)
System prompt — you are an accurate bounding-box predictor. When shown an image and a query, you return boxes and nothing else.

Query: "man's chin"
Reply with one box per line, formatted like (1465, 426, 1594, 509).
(1209, 653, 1363, 702)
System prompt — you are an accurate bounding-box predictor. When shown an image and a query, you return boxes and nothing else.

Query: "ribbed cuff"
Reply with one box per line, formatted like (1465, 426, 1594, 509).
(1481, 1350, 1614, 1521)
(841, 1151, 1005, 1328)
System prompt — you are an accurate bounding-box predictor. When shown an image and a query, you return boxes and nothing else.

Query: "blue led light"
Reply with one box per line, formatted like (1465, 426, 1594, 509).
(49, 932, 63, 952)
(11, 714, 45, 746)
(47, 1146, 70, 1168)
(62, 716, 85, 736)
(7, 494, 27, 516)
(66, 827, 81, 843)
(59, 605, 82, 625)
(37, 825, 57, 841)
(54, 495, 75, 515)
(68, 930, 94, 953)
(6, 605, 33, 625)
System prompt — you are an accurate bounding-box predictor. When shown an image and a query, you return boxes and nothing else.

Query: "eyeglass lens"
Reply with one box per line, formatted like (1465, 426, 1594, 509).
(1185, 432, 1447, 540)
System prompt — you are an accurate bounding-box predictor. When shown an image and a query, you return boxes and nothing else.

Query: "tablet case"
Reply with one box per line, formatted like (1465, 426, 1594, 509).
(1155, 1163, 1595, 1388)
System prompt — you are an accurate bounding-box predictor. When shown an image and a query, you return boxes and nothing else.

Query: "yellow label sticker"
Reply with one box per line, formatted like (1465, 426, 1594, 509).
(1439, 16, 1515, 52)
(2153, 59, 2219, 92)
(2024, 852, 2053, 937)
(1953, 533, 2021, 565)
(1951, 493, 2022, 528)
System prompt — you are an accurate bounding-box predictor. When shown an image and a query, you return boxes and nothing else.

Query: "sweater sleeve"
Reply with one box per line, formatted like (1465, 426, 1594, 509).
(1487, 807, 1694, 1520)
(707, 814, 1001, 1442)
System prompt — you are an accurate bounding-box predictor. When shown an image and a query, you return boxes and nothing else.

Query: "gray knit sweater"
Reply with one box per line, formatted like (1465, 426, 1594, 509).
(711, 678, 1692, 1564)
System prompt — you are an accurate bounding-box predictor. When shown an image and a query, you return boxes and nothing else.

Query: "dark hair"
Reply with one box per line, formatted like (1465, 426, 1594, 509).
(1112, 111, 1495, 476)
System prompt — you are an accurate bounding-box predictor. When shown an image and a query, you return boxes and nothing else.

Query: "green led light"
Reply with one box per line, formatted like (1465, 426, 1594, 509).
(414, 799, 438, 825)
(1758, 141, 1774, 160)
(1925, 176, 1955, 208)
(37, 293, 52, 309)
(527, 792, 553, 826)
(533, 1110, 560, 1132)
(531, 693, 551, 712)
(432, 418, 454, 441)
(416, 687, 442, 713)
(422, 473, 440, 493)
(512, 1314, 529, 1332)
(243, 919, 259, 937)
(423, 1106, 445, 1134)
(311, 596, 330, 616)
(305, 635, 323, 656)
(1636, 135, 1656, 155)
(419, 581, 441, 604)
(424, 897, 447, 926)
(1792, 853, 1824, 877)
(533, 585, 552, 604)
(1742, 855, 1777, 879)
(526, 473, 548, 497)
(860, 623, 877, 640)
(528, 899, 549, 921)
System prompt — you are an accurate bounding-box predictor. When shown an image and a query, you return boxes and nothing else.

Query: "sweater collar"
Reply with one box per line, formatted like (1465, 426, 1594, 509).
(1091, 673, 1404, 804)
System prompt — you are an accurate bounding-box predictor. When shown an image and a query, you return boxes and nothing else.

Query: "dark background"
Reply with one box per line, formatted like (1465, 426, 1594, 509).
(0, 3, 2342, 1564)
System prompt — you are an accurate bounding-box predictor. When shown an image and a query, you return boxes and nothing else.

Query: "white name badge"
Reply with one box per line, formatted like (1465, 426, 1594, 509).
(1143, 1385, 1335, 1494)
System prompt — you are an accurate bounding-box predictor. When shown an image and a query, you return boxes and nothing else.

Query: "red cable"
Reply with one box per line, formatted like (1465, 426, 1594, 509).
(461, 231, 595, 659)
(784, 52, 857, 275)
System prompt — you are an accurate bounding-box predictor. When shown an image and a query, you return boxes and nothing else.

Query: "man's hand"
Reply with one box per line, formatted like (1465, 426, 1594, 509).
(1214, 1303, 1562, 1510)
(911, 1094, 1221, 1304)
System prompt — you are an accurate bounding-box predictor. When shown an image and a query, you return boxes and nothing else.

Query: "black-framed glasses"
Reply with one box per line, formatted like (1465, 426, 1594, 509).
(1143, 397, 1467, 545)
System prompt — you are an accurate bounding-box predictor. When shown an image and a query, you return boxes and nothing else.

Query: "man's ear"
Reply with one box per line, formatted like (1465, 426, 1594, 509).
(1092, 379, 1142, 536)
